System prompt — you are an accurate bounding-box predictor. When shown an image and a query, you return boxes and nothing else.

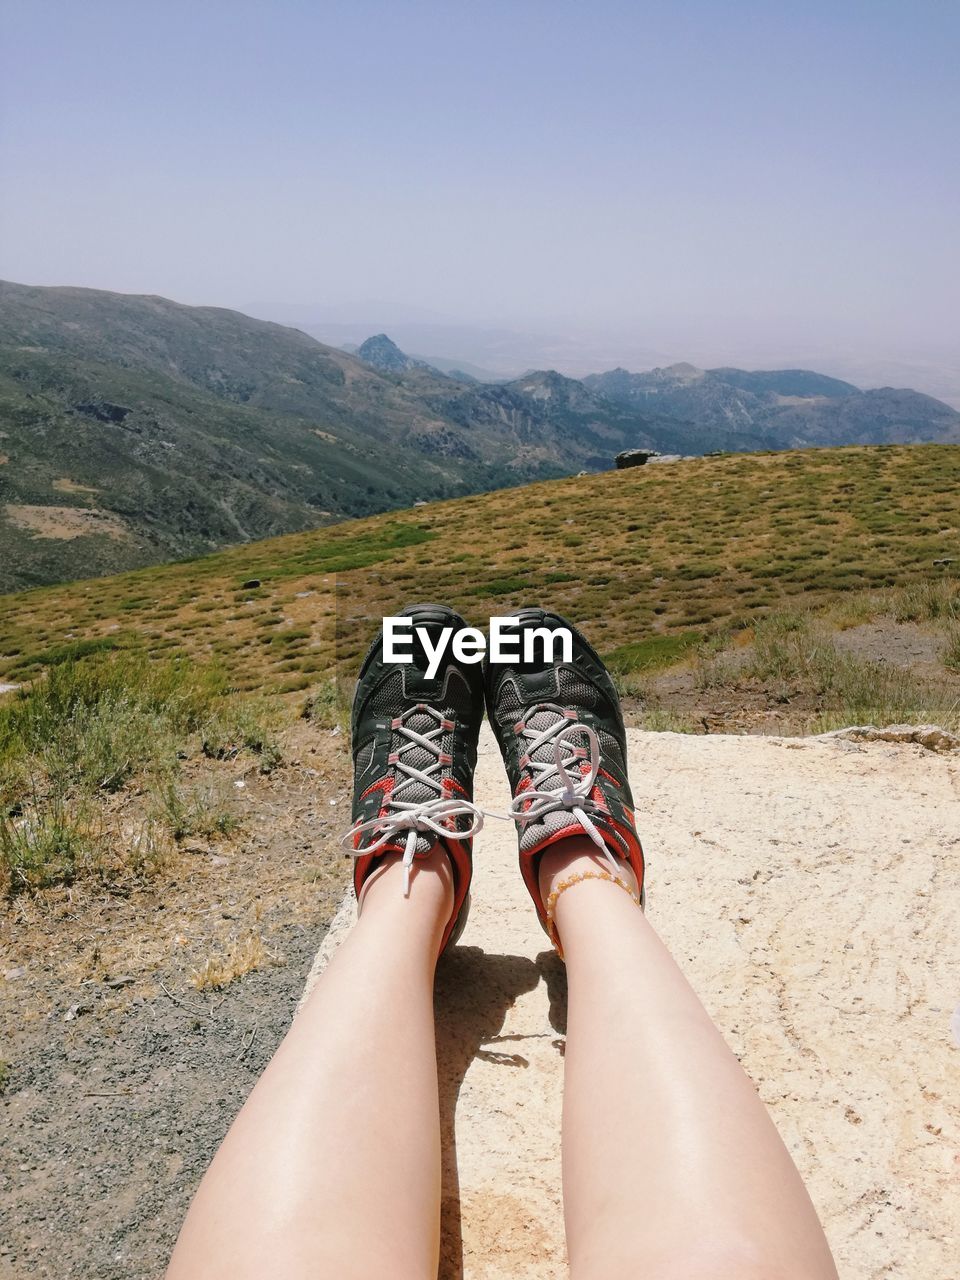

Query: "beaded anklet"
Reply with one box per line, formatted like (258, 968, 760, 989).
(545, 869, 641, 958)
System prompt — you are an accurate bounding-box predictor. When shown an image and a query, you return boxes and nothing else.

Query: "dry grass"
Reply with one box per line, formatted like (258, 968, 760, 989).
(746, 612, 959, 730)
(188, 930, 276, 991)
(0, 656, 282, 893)
(0, 446, 957, 747)
(1, 445, 957, 701)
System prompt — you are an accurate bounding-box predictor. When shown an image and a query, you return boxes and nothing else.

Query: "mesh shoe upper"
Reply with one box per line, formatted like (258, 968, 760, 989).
(484, 608, 644, 929)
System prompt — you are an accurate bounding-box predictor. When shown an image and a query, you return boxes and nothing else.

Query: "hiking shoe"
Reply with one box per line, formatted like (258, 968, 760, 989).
(341, 604, 484, 952)
(484, 607, 644, 942)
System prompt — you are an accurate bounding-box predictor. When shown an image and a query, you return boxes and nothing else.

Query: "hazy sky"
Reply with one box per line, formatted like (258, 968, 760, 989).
(1, 0, 958, 364)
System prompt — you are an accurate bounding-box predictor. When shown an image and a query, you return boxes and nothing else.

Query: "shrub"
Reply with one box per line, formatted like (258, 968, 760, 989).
(0, 656, 227, 796)
(885, 581, 960, 624)
(201, 697, 283, 771)
(301, 676, 352, 736)
(0, 654, 282, 891)
(604, 631, 702, 676)
(15, 635, 123, 671)
(0, 795, 98, 891)
(150, 779, 240, 841)
(746, 610, 959, 731)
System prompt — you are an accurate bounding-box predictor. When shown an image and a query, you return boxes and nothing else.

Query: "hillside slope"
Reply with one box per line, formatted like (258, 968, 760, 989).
(585, 362, 960, 448)
(2, 443, 957, 701)
(0, 283, 664, 591)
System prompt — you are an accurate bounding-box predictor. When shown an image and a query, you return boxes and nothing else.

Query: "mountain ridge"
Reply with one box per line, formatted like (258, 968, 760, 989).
(584, 362, 960, 448)
(2, 279, 958, 594)
(0, 282, 663, 590)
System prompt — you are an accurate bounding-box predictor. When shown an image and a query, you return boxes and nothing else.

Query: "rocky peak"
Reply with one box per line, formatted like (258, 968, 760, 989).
(357, 333, 418, 373)
(509, 369, 586, 403)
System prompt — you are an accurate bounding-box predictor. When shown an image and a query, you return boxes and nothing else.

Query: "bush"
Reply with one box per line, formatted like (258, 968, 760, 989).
(0, 654, 281, 892)
(150, 779, 240, 841)
(0, 656, 226, 796)
(201, 697, 283, 772)
(884, 581, 960, 624)
(301, 677, 349, 733)
(746, 611, 959, 731)
(0, 796, 98, 890)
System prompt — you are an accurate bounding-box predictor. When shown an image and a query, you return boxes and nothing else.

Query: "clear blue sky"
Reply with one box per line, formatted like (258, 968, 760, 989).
(1, 0, 958, 362)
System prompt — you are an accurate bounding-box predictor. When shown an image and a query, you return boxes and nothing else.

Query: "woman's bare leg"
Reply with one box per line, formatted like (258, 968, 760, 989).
(166, 848, 451, 1280)
(541, 839, 838, 1280)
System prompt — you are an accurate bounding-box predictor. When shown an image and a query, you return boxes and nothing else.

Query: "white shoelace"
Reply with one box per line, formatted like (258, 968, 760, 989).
(509, 709, 621, 876)
(341, 704, 484, 895)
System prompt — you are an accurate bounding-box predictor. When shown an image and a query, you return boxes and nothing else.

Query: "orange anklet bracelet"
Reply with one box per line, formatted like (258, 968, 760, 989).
(544, 869, 641, 957)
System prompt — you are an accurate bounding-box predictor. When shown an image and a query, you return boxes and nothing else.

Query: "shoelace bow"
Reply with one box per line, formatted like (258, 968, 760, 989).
(509, 707, 621, 876)
(341, 704, 484, 895)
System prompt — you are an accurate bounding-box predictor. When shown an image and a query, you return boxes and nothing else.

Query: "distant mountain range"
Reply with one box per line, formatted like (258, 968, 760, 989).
(0, 284, 664, 590)
(1, 280, 957, 593)
(584, 363, 960, 450)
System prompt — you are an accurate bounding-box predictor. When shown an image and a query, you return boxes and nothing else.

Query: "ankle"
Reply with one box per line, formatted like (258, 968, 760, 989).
(538, 840, 641, 953)
(538, 839, 639, 904)
(358, 845, 455, 925)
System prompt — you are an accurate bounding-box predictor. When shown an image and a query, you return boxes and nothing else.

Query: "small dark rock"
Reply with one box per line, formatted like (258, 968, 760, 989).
(615, 449, 660, 469)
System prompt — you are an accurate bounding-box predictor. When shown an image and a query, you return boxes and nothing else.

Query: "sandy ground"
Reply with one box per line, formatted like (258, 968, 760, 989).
(306, 723, 960, 1280)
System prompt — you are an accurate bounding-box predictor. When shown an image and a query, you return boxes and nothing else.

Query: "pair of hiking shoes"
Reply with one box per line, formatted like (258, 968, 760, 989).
(342, 605, 645, 954)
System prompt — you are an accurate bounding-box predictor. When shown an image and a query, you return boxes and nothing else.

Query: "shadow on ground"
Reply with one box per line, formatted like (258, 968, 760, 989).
(435, 944, 569, 1279)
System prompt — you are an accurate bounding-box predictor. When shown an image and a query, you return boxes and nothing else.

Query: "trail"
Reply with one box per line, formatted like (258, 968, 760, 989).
(304, 724, 960, 1280)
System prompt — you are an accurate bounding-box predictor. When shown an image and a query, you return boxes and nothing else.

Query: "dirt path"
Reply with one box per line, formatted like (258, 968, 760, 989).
(307, 723, 960, 1280)
(0, 731, 350, 1280)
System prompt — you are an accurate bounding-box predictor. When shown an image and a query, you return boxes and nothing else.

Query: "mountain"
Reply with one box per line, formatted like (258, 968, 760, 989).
(356, 333, 433, 374)
(0, 284, 663, 592)
(357, 335, 494, 385)
(4, 280, 958, 596)
(584, 363, 960, 449)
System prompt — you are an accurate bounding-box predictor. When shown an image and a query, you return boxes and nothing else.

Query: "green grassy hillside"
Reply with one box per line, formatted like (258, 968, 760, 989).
(2, 444, 958, 694)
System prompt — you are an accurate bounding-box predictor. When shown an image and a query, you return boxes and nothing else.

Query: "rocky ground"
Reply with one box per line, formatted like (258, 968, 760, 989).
(0, 723, 351, 1280)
